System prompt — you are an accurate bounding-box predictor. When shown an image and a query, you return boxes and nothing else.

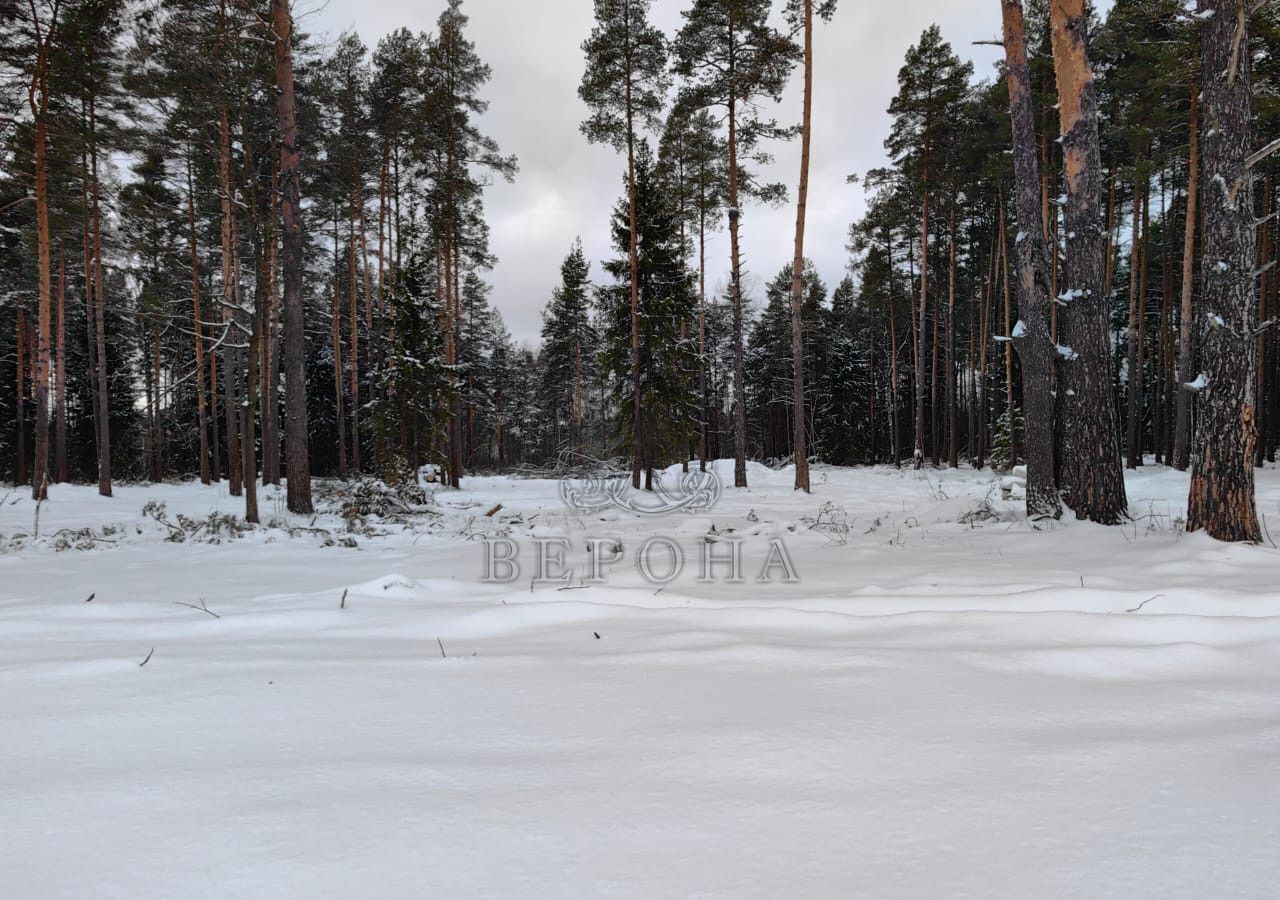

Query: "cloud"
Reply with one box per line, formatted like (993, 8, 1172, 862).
(303, 0, 1047, 346)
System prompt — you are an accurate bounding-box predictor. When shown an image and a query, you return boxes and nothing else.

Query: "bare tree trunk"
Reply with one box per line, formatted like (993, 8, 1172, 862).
(348, 199, 361, 473)
(16, 301, 27, 486)
(788, 0, 814, 492)
(999, 192, 1015, 460)
(273, 0, 313, 514)
(1187, 0, 1261, 542)
(31, 112, 51, 500)
(331, 263, 347, 475)
(914, 146, 930, 469)
(1049, 0, 1128, 524)
(186, 156, 211, 484)
(218, 105, 241, 497)
(1173, 84, 1199, 471)
(1002, 0, 1061, 516)
(1125, 172, 1144, 468)
(728, 92, 748, 488)
(946, 198, 958, 468)
(54, 252, 67, 483)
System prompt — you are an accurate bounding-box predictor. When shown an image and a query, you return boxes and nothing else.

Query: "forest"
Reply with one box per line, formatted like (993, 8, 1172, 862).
(2, 0, 1278, 542)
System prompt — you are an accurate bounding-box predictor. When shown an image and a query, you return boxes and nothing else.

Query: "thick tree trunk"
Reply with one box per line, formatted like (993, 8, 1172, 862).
(1049, 0, 1128, 524)
(1187, 0, 1261, 543)
(1000, 0, 1062, 517)
(274, 0, 313, 514)
(788, 0, 813, 492)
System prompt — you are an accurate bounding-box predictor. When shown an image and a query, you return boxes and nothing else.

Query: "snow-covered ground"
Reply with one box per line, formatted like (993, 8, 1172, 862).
(2, 462, 1279, 899)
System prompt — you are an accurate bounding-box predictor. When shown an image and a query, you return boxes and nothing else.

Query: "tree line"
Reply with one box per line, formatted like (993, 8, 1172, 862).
(2, 0, 1277, 542)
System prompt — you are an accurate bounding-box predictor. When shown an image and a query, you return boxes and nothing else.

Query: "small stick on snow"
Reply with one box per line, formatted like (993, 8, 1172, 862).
(340, 589, 348, 610)
(84, 593, 95, 603)
(484, 503, 503, 517)
(1126, 594, 1164, 614)
(173, 598, 221, 619)
(437, 637, 447, 659)
(139, 648, 155, 667)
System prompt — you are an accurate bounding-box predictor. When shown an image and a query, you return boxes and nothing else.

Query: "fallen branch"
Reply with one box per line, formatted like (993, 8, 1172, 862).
(173, 598, 221, 619)
(1126, 594, 1164, 614)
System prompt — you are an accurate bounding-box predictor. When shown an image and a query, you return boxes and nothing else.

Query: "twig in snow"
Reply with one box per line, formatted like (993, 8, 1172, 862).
(173, 598, 221, 619)
(139, 648, 155, 667)
(1126, 594, 1164, 613)
(340, 589, 348, 610)
(437, 637, 447, 659)
(484, 503, 503, 517)
(84, 593, 95, 603)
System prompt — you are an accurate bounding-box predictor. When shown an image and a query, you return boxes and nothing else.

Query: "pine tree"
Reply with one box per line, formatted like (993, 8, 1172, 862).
(885, 25, 973, 470)
(1049, 0, 1128, 524)
(580, 0, 667, 488)
(1000, 0, 1062, 519)
(673, 0, 798, 488)
(273, 0, 312, 513)
(782, 0, 838, 491)
(1186, 0, 1262, 542)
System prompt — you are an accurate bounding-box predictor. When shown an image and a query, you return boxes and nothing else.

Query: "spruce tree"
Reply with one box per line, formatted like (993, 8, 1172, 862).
(580, 0, 668, 488)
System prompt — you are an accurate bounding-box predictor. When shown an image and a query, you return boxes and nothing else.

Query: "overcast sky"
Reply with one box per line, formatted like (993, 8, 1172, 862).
(303, 0, 1053, 347)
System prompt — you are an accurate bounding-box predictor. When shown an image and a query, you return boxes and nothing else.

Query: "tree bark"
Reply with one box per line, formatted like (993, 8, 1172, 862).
(1000, 0, 1062, 517)
(1174, 83, 1199, 471)
(1187, 0, 1261, 542)
(914, 143, 930, 469)
(1125, 172, 1144, 468)
(728, 89, 748, 487)
(273, 0, 313, 514)
(788, 0, 814, 492)
(1049, 0, 1128, 524)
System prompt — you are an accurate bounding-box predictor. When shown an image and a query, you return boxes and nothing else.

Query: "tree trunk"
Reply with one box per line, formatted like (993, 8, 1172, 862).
(15, 302, 26, 487)
(1125, 172, 1144, 468)
(1174, 83, 1199, 471)
(1001, 0, 1062, 517)
(788, 0, 814, 492)
(1049, 0, 1128, 524)
(1187, 0, 1261, 542)
(218, 105, 241, 497)
(186, 156, 211, 484)
(348, 199, 361, 473)
(914, 145, 930, 469)
(619, 3, 644, 489)
(274, 0, 313, 514)
(946, 198, 958, 469)
(54, 252, 67, 483)
(728, 91, 748, 488)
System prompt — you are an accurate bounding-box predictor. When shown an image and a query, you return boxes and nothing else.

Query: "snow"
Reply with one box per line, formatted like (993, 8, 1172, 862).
(3, 464, 1280, 898)
(1185, 372, 1210, 392)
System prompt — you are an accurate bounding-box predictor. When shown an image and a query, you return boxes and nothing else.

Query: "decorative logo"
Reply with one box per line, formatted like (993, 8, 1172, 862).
(557, 458, 722, 518)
